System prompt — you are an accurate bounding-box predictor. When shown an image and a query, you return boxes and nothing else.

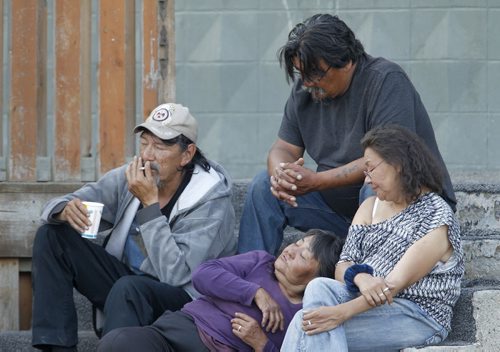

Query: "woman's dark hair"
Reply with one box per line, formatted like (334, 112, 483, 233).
(159, 134, 211, 174)
(361, 125, 444, 203)
(305, 229, 345, 278)
(278, 14, 365, 83)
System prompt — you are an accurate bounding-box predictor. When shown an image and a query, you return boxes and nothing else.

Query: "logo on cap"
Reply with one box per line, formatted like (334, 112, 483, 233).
(152, 104, 176, 124)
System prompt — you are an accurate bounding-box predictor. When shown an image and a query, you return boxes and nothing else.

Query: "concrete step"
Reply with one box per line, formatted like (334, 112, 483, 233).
(2, 283, 496, 351)
(402, 288, 500, 351)
(0, 330, 98, 352)
(74, 290, 93, 331)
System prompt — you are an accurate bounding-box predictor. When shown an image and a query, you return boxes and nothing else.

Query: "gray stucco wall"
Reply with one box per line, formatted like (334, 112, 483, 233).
(175, 0, 500, 179)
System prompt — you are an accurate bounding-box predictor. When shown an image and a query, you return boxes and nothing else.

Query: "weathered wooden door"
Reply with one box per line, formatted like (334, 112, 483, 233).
(1, 0, 175, 183)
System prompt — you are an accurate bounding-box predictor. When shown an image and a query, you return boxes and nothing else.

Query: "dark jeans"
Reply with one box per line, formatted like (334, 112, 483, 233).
(97, 311, 209, 352)
(31, 224, 191, 350)
(237, 170, 352, 255)
(102, 276, 192, 336)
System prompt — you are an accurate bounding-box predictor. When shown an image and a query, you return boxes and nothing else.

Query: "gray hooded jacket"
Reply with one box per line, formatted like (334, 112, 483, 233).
(40, 160, 236, 298)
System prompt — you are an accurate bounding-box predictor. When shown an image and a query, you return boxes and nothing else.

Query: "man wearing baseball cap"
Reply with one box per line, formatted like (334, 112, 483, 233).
(31, 103, 236, 351)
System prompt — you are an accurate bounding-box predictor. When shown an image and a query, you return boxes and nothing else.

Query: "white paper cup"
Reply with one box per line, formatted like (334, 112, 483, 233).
(81, 201, 104, 239)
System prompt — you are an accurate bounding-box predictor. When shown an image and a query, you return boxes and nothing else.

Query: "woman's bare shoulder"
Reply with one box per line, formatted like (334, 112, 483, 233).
(351, 196, 377, 225)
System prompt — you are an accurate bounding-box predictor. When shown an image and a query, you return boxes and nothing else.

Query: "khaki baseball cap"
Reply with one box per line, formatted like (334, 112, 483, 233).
(134, 103, 198, 143)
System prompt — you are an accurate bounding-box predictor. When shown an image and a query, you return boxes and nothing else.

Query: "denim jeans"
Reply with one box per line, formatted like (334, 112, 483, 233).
(237, 170, 352, 255)
(281, 278, 448, 352)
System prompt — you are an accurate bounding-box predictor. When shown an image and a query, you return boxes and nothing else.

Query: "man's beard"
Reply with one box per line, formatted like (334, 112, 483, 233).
(302, 86, 332, 104)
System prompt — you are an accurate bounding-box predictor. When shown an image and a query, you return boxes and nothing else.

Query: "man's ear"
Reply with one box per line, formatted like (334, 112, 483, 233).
(180, 143, 196, 167)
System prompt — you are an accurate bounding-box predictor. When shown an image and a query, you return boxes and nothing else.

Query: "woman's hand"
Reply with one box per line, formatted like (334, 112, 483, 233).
(254, 288, 284, 332)
(301, 305, 350, 335)
(231, 312, 268, 352)
(354, 273, 394, 306)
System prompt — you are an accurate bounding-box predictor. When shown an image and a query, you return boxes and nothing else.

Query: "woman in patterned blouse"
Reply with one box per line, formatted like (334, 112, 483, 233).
(281, 125, 464, 352)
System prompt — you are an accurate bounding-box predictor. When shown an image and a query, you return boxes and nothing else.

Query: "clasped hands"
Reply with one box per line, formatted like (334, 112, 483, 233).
(270, 158, 316, 207)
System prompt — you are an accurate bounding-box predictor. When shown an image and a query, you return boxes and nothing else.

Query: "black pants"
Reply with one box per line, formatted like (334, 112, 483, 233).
(97, 311, 209, 352)
(31, 224, 192, 349)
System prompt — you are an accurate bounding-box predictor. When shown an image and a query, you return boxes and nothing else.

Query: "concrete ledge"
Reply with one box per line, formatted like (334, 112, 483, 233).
(1, 180, 499, 257)
(462, 239, 500, 281)
(455, 191, 500, 236)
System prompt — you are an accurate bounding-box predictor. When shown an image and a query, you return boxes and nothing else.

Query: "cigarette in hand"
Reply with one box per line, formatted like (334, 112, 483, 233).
(138, 164, 160, 172)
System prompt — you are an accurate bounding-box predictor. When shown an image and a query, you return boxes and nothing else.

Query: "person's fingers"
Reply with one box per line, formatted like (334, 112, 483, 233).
(294, 158, 304, 166)
(302, 310, 315, 321)
(234, 312, 252, 323)
(282, 168, 302, 182)
(231, 322, 243, 334)
(261, 310, 269, 329)
(65, 208, 88, 232)
(275, 188, 293, 202)
(75, 203, 92, 225)
(301, 318, 313, 332)
(275, 166, 296, 185)
(270, 186, 280, 199)
(372, 287, 388, 305)
(66, 218, 83, 233)
(271, 184, 297, 206)
(381, 286, 393, 304)
(280, 193, 297, 207)
(65, 206, 90, 230)
(363, 292, 377, 307)
(305, 325, 325, 335)
(72, 215, 89, 231)
(270, 176, 283, 191)
(271, 312, 280, 333)
(276, 176, 297, 191)
(377, 291, 387, 305)
(269, 311, 279, 333)
(231, 316, 243, 329)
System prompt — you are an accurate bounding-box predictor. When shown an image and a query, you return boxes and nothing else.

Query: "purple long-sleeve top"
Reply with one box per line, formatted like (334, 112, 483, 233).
(181, 250, 302, 352)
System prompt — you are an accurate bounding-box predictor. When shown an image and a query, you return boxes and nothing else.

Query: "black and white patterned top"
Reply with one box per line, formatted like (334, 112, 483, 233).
(339, 192, 464, 331)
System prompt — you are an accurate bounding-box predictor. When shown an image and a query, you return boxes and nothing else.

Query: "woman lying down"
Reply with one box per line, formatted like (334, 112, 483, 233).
(97, 229, 344, 351)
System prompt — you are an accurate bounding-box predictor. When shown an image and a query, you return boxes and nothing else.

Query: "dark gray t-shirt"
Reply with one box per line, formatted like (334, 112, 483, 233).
(278, 54, 456, 218)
